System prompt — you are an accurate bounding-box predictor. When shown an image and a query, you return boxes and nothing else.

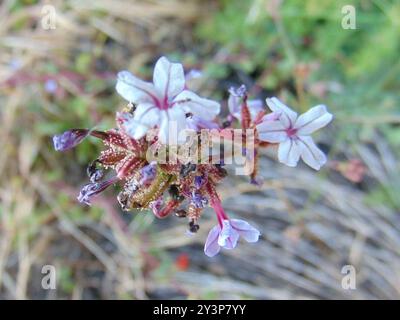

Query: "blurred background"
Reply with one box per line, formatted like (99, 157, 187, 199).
(0, 0, 399, 299)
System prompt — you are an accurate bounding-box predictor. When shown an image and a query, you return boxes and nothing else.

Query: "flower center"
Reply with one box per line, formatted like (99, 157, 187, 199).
(286, 127, 298, 137)
(161, 95, 170, 110)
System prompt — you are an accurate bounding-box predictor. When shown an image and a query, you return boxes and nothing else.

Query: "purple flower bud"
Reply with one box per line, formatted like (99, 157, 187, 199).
(77, 177, 117, 206)
(189, 220, 200, 233)
(53, 129, 90, 151)
(194, 175, 205, 189)
(228, 85, 264, 121)
(229, 84, 247, 98)
(139, 161, 157, 185)
(191, 191, 208, 208)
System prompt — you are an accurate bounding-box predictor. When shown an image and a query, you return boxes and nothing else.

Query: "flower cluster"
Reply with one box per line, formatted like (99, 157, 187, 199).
(53, 56, 332, 257)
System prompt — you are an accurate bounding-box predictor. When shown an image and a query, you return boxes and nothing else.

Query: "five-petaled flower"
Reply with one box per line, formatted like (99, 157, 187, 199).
(204, 219, 261, 257)
(116, 56, 221, 144)
(204, 191, 260, 257)
(256, 97, 333, 170)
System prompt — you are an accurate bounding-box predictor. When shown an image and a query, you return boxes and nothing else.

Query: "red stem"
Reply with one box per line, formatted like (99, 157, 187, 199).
(205, 181, 228, 226)
(241, 96, 251, 129)
(153, 199, 180, 219)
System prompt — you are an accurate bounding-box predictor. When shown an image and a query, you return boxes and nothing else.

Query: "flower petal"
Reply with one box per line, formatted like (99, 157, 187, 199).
(295, 104, 333, 135)
(256, 120, 287, 143)
(227, 93, 241, 119)
(125, 120, 149, 140)
(122, 104, 159, 140)
(248, 99, 264, 119)
(218, 220, 239, 249)
(174, 90, 220, 120)
(278, 138, 301, 167)
(134, 103, 160, 126)
(153, 56, 185, 100)
(186, 115, 220, 130)
(298, 136, 327, 170)
(158, 107, 187, 145)
(230, 219, 261, 243)
(266, 97, 297, 128)
(116, 70, 160, 105)
(261, 112, 281, 122)
(204, 225, 221, 257)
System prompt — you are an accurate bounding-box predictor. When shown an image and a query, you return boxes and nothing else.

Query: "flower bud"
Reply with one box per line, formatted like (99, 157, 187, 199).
(53, 129, 90, 151)
(77, 177, 117, 205)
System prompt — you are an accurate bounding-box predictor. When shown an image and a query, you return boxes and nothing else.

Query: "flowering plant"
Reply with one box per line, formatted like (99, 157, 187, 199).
(53, 57, 332, 257)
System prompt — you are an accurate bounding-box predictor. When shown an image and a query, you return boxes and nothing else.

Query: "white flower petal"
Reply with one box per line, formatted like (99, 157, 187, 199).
(295, 104, 333, 135)
(278, 139, 301, 167)
(134, 103, 159, 126)
(266, 97, 297, 128)
(218, 220, 239, 249)
(256, 120, 287, 143)
(174, 90, 220, 120)
(230, 219, 260, 243)
(116, 71, 159, 104)
(122, 117, 148, 140)
(158, 107, 186, 145)
(157, 112, 169, 144)
(186, 115, 220, 130)
(227, 94, 241, 118)
(204, 225, 221, 257)
(121, 104, 159, 140)
(153, 56, 185, 100)
(298, 136, 327, 170)
(261, 112, 281, 122)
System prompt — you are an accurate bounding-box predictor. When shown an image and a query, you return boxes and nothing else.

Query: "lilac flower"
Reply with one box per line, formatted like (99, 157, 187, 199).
(256, 97, 333, 170)
(204, 219, 260, 257)
(116, 56, 220, 144)
(228, 85, 264, 121)
(52, 129, 90, 151)
(77, 177, 117, 205)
